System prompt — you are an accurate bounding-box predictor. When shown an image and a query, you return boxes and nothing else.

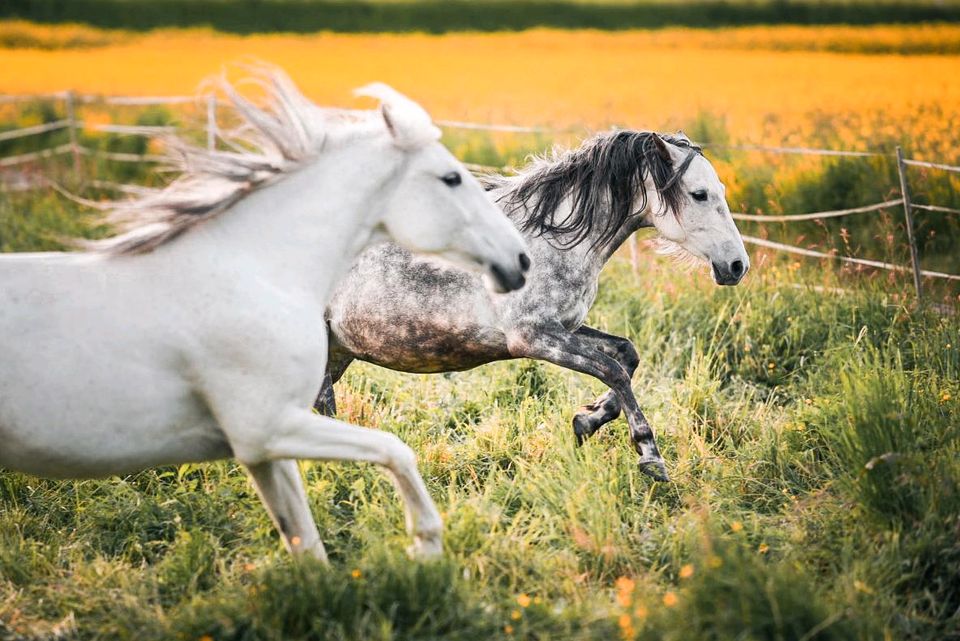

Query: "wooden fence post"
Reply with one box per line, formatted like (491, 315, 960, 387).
(64, 90, 82, 180)
(895, 146, 922, 302)
(206, 94, 216, 151)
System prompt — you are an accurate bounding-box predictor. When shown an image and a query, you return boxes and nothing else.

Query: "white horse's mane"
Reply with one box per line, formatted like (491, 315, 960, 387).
(85, 67, 416, 256)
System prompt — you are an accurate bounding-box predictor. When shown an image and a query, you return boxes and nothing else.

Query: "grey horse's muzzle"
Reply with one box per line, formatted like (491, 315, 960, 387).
(711, 259, 747, 286)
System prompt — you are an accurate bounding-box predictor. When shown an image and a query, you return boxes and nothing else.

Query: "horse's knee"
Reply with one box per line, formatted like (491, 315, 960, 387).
(616, 339, 640, 374)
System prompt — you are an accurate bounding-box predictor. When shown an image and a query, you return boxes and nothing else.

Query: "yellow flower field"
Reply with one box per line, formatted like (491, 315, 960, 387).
(2, 22, 959, 148)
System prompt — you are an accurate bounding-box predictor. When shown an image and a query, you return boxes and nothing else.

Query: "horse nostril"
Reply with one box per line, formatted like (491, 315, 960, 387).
(518, 252, 531, 272)
(731, 260, 744, 278)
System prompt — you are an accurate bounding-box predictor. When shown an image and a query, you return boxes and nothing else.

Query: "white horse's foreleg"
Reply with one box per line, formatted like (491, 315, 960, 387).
(245, 459, 327, 560)
(257, 411, 442, 558)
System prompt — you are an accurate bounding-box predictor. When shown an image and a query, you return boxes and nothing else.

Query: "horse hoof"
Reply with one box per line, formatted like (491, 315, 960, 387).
(408, 534, 443, 560)
(638, 458, 670, 482)
(572, 414, 593, 446)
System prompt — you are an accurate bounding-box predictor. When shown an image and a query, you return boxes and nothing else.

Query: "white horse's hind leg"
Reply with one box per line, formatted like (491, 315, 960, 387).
(245, 459, 327, 560)
(258, 411, 443, 558)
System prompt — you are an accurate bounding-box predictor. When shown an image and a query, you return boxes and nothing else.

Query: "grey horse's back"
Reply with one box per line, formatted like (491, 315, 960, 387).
(326, 243, 511, 374)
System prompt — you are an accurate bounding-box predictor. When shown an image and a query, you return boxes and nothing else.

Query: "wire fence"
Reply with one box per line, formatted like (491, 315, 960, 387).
(2, 90, 959, 301)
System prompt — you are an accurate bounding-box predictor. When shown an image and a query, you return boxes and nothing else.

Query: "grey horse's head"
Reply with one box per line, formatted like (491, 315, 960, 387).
(485, 129, 749, 285)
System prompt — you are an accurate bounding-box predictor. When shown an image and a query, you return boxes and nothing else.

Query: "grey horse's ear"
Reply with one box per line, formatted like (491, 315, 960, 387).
(652, 134, 673, 166)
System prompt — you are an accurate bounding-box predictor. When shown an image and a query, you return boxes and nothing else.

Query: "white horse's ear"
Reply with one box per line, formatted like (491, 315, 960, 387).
(652, 133, 674, 166)
(355, 83, 441, 150)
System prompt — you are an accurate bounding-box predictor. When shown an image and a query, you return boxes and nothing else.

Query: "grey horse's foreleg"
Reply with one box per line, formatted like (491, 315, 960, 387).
(314, 372, 338, 416)
(509, 325, 668, 481)
(571, 326, 640, 442)
(313, 350, 354, 416)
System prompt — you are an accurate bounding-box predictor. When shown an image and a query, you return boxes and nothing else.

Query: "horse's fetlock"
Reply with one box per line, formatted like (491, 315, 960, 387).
(418, 513, 444, 538)
(386, 436, 417, 470)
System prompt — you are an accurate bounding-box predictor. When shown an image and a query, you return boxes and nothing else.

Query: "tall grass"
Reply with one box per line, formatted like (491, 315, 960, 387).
(2, 189, 959, 639)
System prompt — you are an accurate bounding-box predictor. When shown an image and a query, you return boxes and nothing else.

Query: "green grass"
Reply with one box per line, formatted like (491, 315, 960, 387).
(3, 0, 960, 34)
(2, 109, 960, 640)
(1, 236, 957, 639)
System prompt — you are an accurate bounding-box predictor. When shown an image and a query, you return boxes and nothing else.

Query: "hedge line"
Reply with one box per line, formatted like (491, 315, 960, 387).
(3, 0, 960, 34)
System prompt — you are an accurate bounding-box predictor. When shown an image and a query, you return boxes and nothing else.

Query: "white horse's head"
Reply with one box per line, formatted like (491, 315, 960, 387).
(356, 83, 530, 293)
(646, 134, 749, 286)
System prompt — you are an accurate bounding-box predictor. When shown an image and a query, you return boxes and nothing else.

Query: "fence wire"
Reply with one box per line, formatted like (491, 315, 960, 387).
(2, 91, 959, 285)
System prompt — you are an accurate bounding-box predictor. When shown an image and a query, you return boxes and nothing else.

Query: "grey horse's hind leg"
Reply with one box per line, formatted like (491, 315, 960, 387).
(313, 349, 354, 416)
(571, 326, 639, 443)
(508, 323, 668, 482)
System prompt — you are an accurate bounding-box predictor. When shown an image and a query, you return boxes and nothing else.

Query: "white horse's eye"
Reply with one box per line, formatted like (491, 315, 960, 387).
(691, 189, 708, 202)
(441, 171, 462, 187)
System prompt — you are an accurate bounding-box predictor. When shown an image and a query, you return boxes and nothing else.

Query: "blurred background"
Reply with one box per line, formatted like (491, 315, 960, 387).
(1, 3, 959, 641)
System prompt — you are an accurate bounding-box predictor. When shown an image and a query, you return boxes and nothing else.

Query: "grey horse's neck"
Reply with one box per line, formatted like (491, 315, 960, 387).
(498, 186, 652, 282)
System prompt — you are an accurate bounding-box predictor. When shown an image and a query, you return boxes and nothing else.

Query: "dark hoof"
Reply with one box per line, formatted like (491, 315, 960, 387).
(638, 457, 670, 482)
(572, 413, 593, 446)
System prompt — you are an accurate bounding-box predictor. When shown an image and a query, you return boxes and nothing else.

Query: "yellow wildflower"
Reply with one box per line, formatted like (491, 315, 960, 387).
(662, 591, 678, 607)
(758, 543, 770, 554)
(517, 593, 532, 608)
(853, 580, 874, 595)
(679, 564, 694, 579)
(615, 576, 636, 607)
(504, 624, 514, 635)
(731, 521, 744, 533)
(511, 610, 522, 621)
(351, 569, 362, 579)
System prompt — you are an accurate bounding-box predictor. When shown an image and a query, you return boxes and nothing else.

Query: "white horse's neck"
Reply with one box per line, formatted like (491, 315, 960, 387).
(167, 136, 403, 304)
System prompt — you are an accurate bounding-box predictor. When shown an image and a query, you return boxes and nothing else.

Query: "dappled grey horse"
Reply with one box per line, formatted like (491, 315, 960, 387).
(318, 130, 749, 481)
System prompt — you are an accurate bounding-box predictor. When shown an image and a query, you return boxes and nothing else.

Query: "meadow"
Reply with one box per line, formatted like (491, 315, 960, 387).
(2, 20, 960, 641)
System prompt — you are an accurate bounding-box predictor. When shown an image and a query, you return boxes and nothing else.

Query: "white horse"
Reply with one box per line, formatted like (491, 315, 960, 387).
(0, 69, 530, 560)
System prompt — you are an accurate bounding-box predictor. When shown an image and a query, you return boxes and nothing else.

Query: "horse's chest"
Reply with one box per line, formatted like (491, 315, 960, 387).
(557, 278, 599, 331)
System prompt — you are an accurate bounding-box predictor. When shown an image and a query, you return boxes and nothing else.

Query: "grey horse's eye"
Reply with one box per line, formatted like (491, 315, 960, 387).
(441, 171, 462, 187)
(691, 189, 708, 202)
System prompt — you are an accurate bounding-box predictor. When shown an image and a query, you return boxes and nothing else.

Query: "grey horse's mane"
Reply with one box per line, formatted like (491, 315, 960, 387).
(86, 67, 347, 255)
(484, 130, 701, 250)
